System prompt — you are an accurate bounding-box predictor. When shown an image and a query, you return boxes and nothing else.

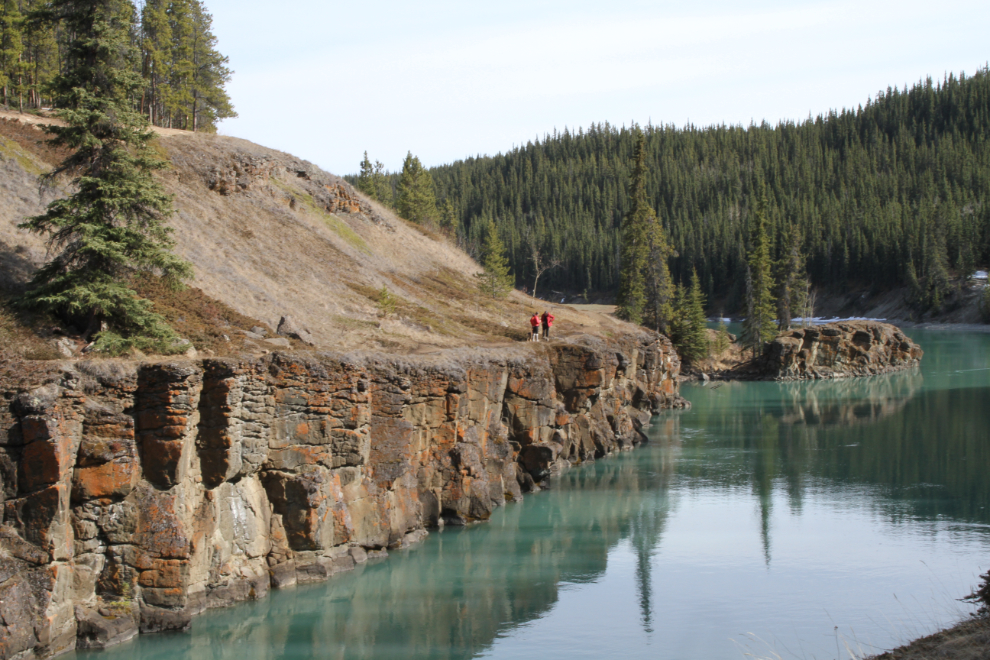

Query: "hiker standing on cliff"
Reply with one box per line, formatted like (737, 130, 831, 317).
(530, 313, 541, 341)
(541, 309, 554, 340)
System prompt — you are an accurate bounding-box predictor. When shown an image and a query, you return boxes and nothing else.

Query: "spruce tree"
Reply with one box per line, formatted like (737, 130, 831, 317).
(742, 198, 777, 355)
(475, 219, 513, 299)
(775, 224, 808, 330)
(396, 151, 438, 224)
(680, 269, 710, 362)
(616, 130, 650, 323)
(18, 0, 192, 353)
(357, 151, 375, 197)
(643, 205, 674, 333)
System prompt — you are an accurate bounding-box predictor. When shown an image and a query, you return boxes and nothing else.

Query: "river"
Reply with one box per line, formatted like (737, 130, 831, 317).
(72, 328, 990, 660)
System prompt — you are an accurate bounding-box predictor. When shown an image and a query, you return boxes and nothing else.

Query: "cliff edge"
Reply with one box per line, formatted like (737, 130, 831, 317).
(0, 332, 683, 658)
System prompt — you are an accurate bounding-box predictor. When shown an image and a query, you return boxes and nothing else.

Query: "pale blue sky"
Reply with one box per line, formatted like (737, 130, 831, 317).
(206, 0, 990, 176)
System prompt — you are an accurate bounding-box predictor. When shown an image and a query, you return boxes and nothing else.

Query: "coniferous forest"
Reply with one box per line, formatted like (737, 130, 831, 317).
(0, 0, 234, 131)
(356, 67, 990, 313)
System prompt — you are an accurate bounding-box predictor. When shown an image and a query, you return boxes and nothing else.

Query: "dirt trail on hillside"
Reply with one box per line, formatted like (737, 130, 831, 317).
(0, 109, 187, 136)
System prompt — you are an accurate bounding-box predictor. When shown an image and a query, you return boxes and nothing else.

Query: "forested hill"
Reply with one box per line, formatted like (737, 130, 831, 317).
(429, 67, 990, 308)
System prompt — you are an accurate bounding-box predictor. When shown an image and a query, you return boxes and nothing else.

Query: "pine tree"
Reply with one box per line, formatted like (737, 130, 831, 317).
(18, 0, 192, 354)
(185, 0, 235, 131)
(396, 151, 438, 224)
(0, 0, 23, 107)
(616, 130, 650, 323)
(742, 197, 777, 355)
(475, 219, 513, 299)
(140, 0, 171, 124)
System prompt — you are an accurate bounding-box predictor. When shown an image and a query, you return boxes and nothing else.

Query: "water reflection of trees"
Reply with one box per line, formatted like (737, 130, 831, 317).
(86, 434, 682, 660)
(679, 370, 990, 527)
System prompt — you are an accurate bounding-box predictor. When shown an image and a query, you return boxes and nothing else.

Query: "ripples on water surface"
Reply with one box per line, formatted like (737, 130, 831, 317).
(74, 329, 990, 660)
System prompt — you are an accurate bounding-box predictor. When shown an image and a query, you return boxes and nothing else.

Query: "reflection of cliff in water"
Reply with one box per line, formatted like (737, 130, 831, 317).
(81, 426, 683, 660)
(773, 368, 922, 427)
(679, 373, 990, 526)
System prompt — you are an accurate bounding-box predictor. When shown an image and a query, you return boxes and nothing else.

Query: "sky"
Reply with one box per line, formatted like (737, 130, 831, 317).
(205, 0, 990, 177)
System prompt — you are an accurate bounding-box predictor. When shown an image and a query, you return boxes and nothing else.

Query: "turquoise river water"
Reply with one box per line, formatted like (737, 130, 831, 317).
(73, 328, 990, 660)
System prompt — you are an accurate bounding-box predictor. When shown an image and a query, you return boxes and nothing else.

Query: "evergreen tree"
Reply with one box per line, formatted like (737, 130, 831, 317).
(475, 219, 513, 299)
(742, 198, 777, 354)
(357, 151, 375, 197)
(775, 224, 808, 330)
(396, 151, 438, 224)
(18, 0, 192, 353)
(0, 0, 22, 107)
(667, 283, 688, 347)
(439, 198, 460, 238)
(643, 205, 674, 333)
(140, 0, 171, 124)
(185, 0, 235, 131)
(679, 268, 710, 362)
(616, 130, 650, 323)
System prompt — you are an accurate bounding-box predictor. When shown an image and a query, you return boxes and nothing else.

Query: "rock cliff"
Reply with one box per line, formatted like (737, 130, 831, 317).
(0, 333, 683, 658)
(739, 321, 923, 380)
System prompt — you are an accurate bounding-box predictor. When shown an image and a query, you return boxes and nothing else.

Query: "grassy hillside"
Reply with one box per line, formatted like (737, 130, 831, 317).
(0, 113, 645, 361)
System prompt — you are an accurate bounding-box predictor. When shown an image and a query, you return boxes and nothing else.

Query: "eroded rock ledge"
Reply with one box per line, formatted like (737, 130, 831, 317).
(0, 333, 683, 659)
(734, 321, 923, 380)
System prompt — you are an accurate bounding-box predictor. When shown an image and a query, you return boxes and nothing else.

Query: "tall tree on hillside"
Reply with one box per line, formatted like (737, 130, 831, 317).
(0, 0, 23, 107)
(397, 151, 438, 224)
(357, 151, 393, 206)
(643, 205, 674, 333)
(18, 0, 192, 353)
(439, 198, 459, 238)
(21, 0, 59, 109)
(616, 130, 651, 323)
(476, 219, 513, 299)
(742, 198, 777, 355)
(775, 224, 808, 331)
(185, 0, 235, 131)
(140, 0, 171, 124)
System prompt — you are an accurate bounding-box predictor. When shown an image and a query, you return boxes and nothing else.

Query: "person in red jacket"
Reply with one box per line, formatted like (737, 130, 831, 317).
(529, 313, 541, 341)
(541, 310, 554, 340)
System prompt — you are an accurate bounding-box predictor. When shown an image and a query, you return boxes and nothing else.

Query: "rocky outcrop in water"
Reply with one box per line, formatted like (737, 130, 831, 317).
(0, 334, 683, 658)
(743, 321, 923, 380)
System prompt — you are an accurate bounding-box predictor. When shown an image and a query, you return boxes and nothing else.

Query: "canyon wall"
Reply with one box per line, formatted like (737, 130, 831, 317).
(0, 334, 683, 659)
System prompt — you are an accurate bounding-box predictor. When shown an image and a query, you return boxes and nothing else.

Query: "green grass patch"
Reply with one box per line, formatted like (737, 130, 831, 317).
(273, 178, 372, 254)
(0, 136, 45, 176)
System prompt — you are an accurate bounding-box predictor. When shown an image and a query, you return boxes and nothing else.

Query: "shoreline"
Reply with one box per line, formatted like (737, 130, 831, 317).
(866, 616, 990, 659)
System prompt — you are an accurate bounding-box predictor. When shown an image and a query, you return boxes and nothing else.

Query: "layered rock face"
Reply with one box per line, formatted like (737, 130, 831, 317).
(758, 321, 923, 380)
(0, 334, 682, 659)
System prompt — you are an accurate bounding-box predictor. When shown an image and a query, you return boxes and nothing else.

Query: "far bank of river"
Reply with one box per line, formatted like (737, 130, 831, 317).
(71, 327, 990, 660)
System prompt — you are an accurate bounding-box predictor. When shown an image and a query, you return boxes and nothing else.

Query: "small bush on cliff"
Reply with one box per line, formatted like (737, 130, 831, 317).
(17, 0, 192, 355)
(377, 285, 397, 317)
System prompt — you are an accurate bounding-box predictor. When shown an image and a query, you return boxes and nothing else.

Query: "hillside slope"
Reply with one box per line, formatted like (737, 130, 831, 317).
(0, 113, 643, 358)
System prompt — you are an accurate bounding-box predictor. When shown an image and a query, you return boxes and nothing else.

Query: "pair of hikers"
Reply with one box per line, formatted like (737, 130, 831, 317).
(529, 310, 554, 341)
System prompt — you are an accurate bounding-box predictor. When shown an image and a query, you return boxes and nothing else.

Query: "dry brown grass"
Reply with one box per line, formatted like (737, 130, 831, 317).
(0, 117, 656, 359)
(867, 617, 990, 660)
